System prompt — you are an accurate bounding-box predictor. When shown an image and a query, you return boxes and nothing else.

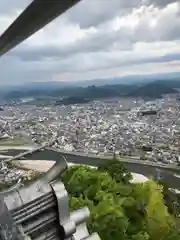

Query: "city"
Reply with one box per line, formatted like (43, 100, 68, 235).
(1, 95, 180, 165)
(0, 0, 180, 239)
(0, 93, 180, 189)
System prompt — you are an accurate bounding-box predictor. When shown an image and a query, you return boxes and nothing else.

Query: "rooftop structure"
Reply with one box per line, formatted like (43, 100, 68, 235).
(0, 0, 80, 56)
(0, 158, 99, 240)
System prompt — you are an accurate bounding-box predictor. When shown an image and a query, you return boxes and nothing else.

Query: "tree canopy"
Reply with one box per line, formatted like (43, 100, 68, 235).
(61, 161, 180, 240)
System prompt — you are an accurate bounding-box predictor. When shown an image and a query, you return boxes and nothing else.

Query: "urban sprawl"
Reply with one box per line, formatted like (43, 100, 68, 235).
(0, 94, 180, 166)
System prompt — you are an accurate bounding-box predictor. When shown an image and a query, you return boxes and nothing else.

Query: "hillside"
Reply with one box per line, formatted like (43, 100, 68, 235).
(4, 84, 137, 100)
(127, 81, 178, 98)
(3, 81, 179, 102)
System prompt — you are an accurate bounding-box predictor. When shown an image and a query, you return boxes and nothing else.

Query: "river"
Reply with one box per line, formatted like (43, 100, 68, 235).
(14, 148, 179, 191)
(1, 148, 180, 190)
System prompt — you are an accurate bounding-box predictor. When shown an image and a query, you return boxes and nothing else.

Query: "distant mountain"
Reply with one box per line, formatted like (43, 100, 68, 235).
(17, 81, 74, 91)
(56, 97, 90, 105)
(74, 72, 180, 87)
(127, 81, 178, 98)
(3, 82, 75, 99)
(2, 70, 180, 93)
(4, 80, 179, 101)
(162, 79, 180, 88)
(4, 84, 135, 100)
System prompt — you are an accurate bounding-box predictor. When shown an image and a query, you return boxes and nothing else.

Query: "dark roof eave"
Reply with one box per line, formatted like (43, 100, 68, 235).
(0, 0, 81, 57)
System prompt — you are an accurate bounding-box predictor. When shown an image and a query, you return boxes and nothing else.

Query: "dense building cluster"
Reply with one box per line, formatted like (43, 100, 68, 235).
(0, 94, 180, 166)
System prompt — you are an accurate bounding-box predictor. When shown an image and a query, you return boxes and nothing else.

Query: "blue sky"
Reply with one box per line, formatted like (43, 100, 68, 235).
(0, 0, 180, 86)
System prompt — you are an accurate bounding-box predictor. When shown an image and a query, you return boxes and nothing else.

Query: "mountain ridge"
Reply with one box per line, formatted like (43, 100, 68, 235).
(4, 80, 178, 102)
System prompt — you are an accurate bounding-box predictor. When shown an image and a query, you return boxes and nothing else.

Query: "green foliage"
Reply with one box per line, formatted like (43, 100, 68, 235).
(131, 231, 150, 240)
(164, 227, 180, 240)
(91, 203, 129, 240)
(98, 160, 133, 184)
(62, 162, 179, 240)
(144, 180, 174, 239)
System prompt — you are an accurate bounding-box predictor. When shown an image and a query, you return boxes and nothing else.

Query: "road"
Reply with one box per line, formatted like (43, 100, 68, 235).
(0, 149, 26, 156)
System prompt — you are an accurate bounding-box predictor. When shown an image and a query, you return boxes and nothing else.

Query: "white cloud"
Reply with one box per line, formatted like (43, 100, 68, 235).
(0, 0, 180, 85)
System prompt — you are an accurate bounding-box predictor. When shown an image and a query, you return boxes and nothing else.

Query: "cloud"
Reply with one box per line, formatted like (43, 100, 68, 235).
(0, 0, 180, 85)
(0, 0, 31, 14)
(0, 0, 32, 34)
(65, 0, 179, 28)
(9, 2, 180, 60)
(149, 0, 178, 7)
(65, 0, 143, 28)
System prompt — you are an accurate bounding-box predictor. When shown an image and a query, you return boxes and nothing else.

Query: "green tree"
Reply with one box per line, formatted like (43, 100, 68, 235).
(144, 180, 175, 240)
(98, 160, 132, 184)
(62, 164, 178, 240)
(131, 231, 150, 240)
(165, 227, 180, 240)
(90, 200, 129, 240)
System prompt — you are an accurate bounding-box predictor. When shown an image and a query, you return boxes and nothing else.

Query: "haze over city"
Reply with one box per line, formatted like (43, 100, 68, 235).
(0, 0, 180, 86)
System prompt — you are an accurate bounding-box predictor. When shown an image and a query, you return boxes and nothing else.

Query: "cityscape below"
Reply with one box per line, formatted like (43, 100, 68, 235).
(0, 0, 180, 239)
(0, 83, 180, 188)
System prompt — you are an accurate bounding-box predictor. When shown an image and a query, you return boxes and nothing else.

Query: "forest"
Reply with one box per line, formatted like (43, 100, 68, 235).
(61, 161, 180, 240)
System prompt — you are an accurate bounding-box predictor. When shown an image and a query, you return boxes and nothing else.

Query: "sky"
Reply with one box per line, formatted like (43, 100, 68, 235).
(0, 0, 180, 86)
